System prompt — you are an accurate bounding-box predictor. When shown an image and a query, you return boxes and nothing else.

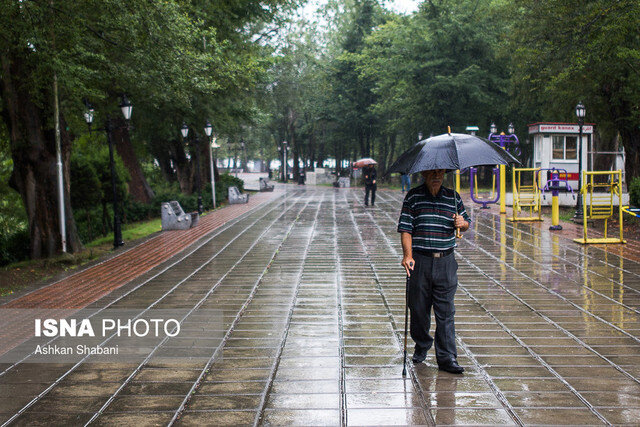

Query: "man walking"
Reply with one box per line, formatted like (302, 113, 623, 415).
(363, 164, 377, 206)
(397, 169, 470, 374)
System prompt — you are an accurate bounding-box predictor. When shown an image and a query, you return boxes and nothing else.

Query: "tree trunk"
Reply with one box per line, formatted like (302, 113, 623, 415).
(111, 117, 154, 203)
(309, 130, 316, 171)
(621, 127, 640, 184)
(171, 140, 193, 194)
(291, 131, 299, 181)
(379, 134, 390, 179)
(1, 54, 83, 259)
(387, 133, 396, 174)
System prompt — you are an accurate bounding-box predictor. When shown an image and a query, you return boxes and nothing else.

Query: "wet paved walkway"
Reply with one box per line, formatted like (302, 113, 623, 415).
(1, 186, 640, 426)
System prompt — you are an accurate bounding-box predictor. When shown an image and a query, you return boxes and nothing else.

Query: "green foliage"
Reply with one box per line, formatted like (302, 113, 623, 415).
(630, 177, 640, 207)
(506, 0, 640, 178)
(69, 152, 102, 210)
(0, 229, 30, 267)
(0, 131, 29, 266)
(0, 0, 298, 260)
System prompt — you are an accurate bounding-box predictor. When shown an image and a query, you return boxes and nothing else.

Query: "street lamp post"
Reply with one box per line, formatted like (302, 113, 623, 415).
(282, 141, 288, 183)
(574, 102, 586, 220)
(181, 123, 203, 214)
(488, 122, 520, 214)
(234, 142, 240, 178)
(83, 95, 132, 249)
(241, 139, 247, 173)
(204, 120, 218, 210)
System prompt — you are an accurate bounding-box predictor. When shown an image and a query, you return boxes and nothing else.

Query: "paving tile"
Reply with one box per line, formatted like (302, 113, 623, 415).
(265, 393, 340, 409)
(347, 408, 428, 425)
(430, 408, 516, 425)
(11, 412, 95, 426)
(187, 394, 261, 411)
(261, 409, 340, 426)
(105, 395, 184, 412)
(492, 378, 571, 392)
(513, 408, 605, 425)
(270, 380, 339, 394)
(346, 392, 424, 408)
(598, 408, 640, 425)
(177, 410, 255, 426)
(504, 391, 586, 408)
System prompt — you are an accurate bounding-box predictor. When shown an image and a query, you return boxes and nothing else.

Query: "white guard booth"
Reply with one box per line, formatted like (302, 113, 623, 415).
(527, 122, 628, 206)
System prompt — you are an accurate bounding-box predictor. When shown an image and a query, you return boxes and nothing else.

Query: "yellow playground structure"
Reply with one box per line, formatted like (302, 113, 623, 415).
(510, 167, 542, 222)
(573, 170, 625, 245)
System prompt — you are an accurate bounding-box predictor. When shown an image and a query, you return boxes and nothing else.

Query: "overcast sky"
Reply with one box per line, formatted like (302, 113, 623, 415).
(385, 0, 420, 14)
(301, 0, 420, 19)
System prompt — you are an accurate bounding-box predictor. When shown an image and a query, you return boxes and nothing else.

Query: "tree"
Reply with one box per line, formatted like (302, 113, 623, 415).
(0, 0, 295, 259)
(507, 0, 640, 180)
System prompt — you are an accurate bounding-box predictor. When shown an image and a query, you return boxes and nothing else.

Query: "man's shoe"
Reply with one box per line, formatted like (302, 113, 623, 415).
(412, 347, 427, 363)
(438, 359, 464, 374)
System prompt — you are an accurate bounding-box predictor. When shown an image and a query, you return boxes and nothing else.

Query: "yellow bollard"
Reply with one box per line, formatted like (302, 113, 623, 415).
(490, 170, 496, 199)
(499, 164, 506, 214)
(552, 195, 559, 225)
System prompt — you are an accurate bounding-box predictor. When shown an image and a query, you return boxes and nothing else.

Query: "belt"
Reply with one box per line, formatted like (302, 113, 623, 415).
(413, 248, 454, 258)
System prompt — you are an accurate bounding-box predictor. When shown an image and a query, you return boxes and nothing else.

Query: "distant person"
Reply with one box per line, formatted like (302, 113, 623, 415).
(401, 173, 411, 192)
(364, 164, 377, 206)
(298, 169, 306, 185)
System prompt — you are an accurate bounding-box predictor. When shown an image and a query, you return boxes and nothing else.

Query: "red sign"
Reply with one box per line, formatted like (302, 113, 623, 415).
(548, 172, 579, 181)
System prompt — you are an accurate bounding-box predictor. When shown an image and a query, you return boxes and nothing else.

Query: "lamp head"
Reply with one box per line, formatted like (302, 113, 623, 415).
(490, 122, 497, 134)
(83, 99, 94, 125)
(120, 95, 133, 121)
(180, 122, 189, 139)
(575, 101, 586, 120)
(204, 120, 213, 137)
(508, 123, 515, 135)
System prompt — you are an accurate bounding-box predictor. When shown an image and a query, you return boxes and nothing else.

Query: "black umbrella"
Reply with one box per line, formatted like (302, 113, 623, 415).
(387, 132, 520, 175)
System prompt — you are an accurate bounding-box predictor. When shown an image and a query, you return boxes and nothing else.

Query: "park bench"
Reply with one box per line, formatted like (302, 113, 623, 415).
(336, 177, 350, 188)
(161, 201, 199, 231)
(259, 177, 275, 192)
(228, 186, 249, 204)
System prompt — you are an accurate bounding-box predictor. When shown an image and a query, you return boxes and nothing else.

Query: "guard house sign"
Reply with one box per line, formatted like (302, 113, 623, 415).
(528, 122, 594, 186)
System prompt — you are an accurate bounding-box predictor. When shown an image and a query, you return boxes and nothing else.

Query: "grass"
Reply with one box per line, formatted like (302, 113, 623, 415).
(86, 218, 161, 248)
(558, 207, 575, 222)
(0, 216, 164, 298)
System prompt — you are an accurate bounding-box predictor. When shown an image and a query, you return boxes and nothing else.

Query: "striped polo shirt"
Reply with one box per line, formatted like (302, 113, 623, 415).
(397, 184, 471, 251)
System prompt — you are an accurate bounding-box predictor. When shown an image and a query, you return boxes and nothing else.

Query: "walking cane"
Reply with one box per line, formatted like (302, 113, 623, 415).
(402, 273, 410, 377)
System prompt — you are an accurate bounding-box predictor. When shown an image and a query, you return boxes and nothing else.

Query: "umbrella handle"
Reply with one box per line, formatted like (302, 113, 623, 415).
(454, 191, 463, 239)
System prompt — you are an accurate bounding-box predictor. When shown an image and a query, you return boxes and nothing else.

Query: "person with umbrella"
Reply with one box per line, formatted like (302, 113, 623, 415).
(389, 130, 520, 375)
(397, 168, 470, 373)
(354, 158, 378, 207)
(363, 164, 377, 206)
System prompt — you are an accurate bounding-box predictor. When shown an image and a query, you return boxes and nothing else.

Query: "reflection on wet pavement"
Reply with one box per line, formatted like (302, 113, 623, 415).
(1, 186, 640, 425)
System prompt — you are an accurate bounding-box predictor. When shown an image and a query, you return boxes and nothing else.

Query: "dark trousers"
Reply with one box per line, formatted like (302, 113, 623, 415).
(365, 184, 376, 205)
(408, 251, 458, 363)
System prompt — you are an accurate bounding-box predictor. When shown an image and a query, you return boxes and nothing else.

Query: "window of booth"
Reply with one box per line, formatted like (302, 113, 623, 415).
(552, 135, 578, 160)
